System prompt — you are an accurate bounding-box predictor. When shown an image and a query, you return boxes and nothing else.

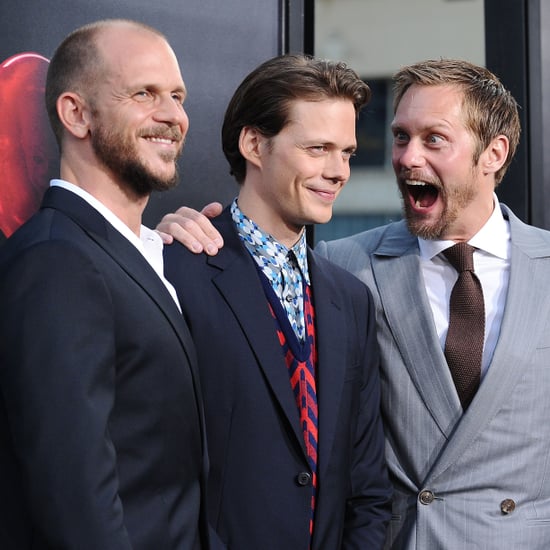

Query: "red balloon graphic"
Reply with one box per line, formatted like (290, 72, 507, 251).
(0, 53, 58, 238)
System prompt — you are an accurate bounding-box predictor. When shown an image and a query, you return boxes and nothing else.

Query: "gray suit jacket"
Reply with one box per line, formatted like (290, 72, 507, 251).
(316, 203, 550, 549)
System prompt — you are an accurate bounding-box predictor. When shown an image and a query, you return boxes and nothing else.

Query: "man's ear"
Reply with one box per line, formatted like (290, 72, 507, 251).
(56, 92, 91, 139)
(481, 135, 509, 176)
(239, 126, 265, 169)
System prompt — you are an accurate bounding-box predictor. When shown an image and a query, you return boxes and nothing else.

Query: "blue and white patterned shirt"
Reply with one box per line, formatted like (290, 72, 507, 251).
(231, 199, 310, 340)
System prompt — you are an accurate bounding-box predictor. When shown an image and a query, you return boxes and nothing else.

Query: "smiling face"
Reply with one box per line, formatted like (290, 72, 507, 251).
(391, 84, 496, 241)
(238, 98, 357, 246)
(87, 25, 189, 196)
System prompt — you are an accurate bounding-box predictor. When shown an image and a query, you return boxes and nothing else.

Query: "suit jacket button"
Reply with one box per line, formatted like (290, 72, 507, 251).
(500, 499, 516, 514)
(296, 472, 312, 486)
(419, 490, 435, 505)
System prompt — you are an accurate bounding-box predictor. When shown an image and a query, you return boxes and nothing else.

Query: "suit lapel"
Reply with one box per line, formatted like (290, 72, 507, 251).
(42, 187, 197, 363)
(99, 227, 197, 356)
(373, 222, 460, 437)
(208, 214, 307, 453)
(308, 253, 349, 481)
(427, 205, 550, 481)
(41, 187, 208, 465)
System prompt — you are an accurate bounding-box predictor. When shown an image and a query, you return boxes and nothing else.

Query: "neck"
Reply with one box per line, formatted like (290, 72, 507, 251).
(60, 159, 148, 236)
(237, 191, 304, 249)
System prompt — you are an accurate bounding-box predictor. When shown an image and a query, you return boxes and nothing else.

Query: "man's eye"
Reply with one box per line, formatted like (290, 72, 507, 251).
(134, 91, 151, 101)
(171, 93, 183, 104)
(342, 150, 356, 160)
(393, 131, 408, 143)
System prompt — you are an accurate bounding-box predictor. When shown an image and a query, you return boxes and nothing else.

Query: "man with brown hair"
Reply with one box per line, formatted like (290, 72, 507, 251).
(164, 54, 391, 549)
(162, 58, 550, 549)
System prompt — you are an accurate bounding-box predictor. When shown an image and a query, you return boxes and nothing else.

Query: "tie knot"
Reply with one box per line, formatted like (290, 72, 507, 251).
(443, 242, 475, 273)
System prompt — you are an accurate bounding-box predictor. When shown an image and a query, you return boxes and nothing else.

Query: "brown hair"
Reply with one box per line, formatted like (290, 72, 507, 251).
(222, 54, 371, 184)
(393, 59, 521, 185)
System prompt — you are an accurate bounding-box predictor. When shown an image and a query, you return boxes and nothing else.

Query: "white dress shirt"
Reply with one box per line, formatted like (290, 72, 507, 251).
(418, 195, 510, 376)
(50, 179, 181, 310)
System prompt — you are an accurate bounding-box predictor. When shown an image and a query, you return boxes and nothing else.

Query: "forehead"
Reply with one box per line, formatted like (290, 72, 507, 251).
(97, 26, 185, 91)
(285, 98, 357, 136)
(392, 84, 466, 131)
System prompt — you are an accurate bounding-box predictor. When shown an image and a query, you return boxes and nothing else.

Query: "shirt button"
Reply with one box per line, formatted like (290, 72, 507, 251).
(419, 490, 435, 505)
(500, 499, 516, 514)
(296, 472, 312, 486)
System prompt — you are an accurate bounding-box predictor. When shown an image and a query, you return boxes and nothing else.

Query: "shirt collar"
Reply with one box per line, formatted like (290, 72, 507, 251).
(50, 179, 159, 254)
(230, 198, 310, 285)
(418, 193, 510, 261)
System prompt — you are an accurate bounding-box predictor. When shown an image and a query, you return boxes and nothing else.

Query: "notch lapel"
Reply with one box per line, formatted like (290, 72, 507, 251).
(207, 229, 307, 455)
(308, 254, 349, 482)
(42, 186, 197, 364)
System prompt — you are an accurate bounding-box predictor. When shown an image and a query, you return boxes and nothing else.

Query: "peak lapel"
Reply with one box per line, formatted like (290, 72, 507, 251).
(427, 207, 550, 482)
(308, 254, 348, 481)
(372, 236, 461, 437)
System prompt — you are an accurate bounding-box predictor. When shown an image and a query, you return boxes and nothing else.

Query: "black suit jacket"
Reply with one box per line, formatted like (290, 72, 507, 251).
(164, 208, 392, 550)
(0, 187, 209, 549)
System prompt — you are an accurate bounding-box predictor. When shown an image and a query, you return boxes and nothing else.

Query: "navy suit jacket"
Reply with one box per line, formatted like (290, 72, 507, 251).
(0, 187, 209, 549)
(164, 208, 391, 550)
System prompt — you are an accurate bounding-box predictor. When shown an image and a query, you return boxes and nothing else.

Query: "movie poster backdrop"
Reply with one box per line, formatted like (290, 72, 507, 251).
(0, 0, 281, 239)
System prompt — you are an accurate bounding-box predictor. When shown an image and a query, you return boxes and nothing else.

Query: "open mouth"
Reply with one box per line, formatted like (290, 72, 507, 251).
(407, 181, 439, 208)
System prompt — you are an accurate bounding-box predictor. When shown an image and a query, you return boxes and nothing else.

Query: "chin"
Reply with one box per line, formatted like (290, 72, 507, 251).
(305, 217, 329, 227)
(312, 207, 334, 225)
(152, 164, 176, 181)
(406, 216, 444, 240)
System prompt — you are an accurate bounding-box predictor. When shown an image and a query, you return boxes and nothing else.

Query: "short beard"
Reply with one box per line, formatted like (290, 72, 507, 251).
(91, 123, 182, 197)
(399, 166, 477, 240)
(402, 194, 455, 240)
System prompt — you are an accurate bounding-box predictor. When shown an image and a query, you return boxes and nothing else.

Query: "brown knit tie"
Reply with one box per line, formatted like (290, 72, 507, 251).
(443, 242, 484, 409)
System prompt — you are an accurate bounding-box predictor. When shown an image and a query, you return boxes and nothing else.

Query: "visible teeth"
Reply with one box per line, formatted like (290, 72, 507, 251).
(407, 180, 427, 186)
(148, 137, 172, 144)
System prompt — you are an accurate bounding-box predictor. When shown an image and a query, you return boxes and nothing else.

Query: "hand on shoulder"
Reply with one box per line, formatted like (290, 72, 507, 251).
(156, 202, 224, 255)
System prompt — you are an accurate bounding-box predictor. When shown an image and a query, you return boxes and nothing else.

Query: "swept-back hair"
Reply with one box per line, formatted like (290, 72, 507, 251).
(393, 58, 521, 184)
(222, 54, 371, 184)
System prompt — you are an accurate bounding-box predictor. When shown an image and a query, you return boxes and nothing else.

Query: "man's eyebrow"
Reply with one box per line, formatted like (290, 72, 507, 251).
(175, 85, 187, 97)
